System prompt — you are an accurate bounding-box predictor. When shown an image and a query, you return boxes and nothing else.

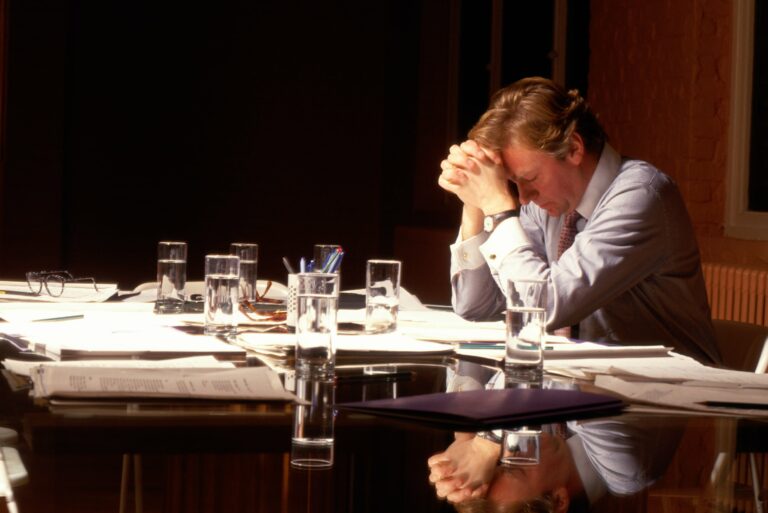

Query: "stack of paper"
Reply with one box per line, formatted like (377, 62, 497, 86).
(18, 356, 295, 401)
(0, 305, 246, 360)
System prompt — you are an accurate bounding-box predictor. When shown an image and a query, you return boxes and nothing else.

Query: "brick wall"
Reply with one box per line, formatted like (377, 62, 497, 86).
(588, 0, 768, 267)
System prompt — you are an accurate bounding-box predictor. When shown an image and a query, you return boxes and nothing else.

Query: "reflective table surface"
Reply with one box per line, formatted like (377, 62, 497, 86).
(1, 356, 766, 513)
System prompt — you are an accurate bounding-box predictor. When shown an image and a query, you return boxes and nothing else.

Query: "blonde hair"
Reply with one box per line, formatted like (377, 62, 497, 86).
(454, 494, 556, 513)
(468, 77, 606, 159)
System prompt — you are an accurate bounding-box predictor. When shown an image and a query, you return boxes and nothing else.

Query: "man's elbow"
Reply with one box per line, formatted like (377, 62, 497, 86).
(452, 296, 503, 322)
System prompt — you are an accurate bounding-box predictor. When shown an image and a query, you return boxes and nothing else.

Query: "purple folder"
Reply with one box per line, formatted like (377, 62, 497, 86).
(336, 388, 624, 430)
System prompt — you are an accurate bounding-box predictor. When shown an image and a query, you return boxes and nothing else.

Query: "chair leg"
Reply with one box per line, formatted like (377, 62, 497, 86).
(750, 453, 765, 513)
(119, 454, 131, 513)
(133, 454, 143, 513)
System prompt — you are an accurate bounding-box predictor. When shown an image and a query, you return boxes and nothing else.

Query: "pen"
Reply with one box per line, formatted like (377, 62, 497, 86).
(282, 257, 296, 274)
(299, 257, 306, 273)
(701, 400, 768, 410)
(0, 290, 39, 297)
(320, 250, 337, 272)
(329, 251, 344, 273)
(323, 248, 342, 272)
(33, 315, 85, 322)
(459, 343, 503, 349)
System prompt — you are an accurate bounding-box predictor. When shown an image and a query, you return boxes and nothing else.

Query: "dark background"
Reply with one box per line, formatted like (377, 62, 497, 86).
(0, 0, 588, 300)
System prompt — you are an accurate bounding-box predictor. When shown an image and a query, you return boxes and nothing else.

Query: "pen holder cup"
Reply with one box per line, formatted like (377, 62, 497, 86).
(286, 274, 298, 327)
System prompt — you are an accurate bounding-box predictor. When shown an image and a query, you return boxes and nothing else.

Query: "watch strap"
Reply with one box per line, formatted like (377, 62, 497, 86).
(484, 209, 519, 232)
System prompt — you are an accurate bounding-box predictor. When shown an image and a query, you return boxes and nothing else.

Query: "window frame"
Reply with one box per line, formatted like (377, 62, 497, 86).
(725, 0, 768, 240)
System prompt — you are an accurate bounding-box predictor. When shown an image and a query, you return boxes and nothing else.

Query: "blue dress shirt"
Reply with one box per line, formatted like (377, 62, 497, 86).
(449, 144, 719, 364)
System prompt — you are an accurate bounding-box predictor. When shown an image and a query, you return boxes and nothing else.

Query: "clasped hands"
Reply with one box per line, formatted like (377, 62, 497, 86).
(438, 140, 516, 215)
(427, 433, 500, 503)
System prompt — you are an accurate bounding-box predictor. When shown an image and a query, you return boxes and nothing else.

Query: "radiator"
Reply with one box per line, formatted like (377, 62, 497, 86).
(702, 262, 768, 326)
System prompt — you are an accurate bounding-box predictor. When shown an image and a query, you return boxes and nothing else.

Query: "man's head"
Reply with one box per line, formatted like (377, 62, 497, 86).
(468, 77, 605, 159)
(468, 77, 606, 217)
(453, 432, 588, 513)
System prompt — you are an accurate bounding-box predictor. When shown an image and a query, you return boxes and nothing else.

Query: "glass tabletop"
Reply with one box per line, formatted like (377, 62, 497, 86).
(1, 357, 766, 513)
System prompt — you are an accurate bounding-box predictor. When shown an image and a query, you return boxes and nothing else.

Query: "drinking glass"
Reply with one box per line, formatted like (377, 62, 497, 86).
(505, 278, 547, 381)
(230, 242, 259, 302)
(155, 241, 187, 314)
(204, 254, 240, 338)
(295, 272, 339, 378)
(365, 259, 402, 334)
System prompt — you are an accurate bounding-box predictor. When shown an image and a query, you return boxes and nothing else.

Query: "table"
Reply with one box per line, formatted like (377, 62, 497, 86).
(1, 356, 767, 513)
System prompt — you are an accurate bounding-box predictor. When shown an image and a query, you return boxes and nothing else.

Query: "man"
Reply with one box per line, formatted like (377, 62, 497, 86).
(438, 77, 718, 364)
(428, 417, 685, 512)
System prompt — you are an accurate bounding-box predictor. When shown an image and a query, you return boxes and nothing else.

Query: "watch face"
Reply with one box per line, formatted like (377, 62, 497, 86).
(483, 216, 494, 232)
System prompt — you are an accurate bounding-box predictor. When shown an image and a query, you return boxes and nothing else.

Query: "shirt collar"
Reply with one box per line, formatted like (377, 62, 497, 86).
(575, 143, 620, 220)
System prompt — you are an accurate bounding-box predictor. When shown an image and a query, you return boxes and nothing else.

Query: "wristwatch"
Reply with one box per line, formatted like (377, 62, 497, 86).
(483, 209, 519, 233)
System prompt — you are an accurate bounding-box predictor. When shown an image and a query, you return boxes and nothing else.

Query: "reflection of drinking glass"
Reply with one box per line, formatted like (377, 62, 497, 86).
(361, 364, 399, 401)
(505, 278, 547, 381)
(500, 428, 541, 467)
(229, 242, 259, 302)
(365, 259, 402, 334)
(204, 255, 240, 338)
(295, 272, 339, 378)
(291, 376, 335, 469)
(155, 241, 187, 314)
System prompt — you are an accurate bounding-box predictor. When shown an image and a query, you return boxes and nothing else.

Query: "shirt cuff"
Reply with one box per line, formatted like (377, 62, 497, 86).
(450, 230, 489, 270)
(479, 217, 530, 273)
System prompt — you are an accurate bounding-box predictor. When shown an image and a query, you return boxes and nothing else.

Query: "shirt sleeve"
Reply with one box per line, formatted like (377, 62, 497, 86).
(449, 218, 530, 320)
(495, 170, 673, 330)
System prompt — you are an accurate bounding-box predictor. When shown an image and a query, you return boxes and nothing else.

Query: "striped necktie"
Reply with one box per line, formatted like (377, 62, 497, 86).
(557, 210, 582, 259)
(555, 210, 582, 338)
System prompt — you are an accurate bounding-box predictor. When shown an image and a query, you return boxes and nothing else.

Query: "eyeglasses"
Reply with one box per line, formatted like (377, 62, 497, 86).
(238, 281, 286, 322)
(239, 300, 287, 323)
(254, 281, 283, 304)
(26, 271, 99, 297)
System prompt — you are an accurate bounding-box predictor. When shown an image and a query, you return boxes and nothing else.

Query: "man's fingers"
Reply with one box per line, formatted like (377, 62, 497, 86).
(428, 460, 456, 483)
(434, 475, 467, 498)
(459, 140, 484, 158)
(427, 452, 450, 467)
(447, 486, 475, 504)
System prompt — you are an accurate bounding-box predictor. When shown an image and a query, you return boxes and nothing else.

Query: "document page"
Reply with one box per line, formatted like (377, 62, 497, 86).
(30, 365, 295, 401)
(595, 375, 768, 416)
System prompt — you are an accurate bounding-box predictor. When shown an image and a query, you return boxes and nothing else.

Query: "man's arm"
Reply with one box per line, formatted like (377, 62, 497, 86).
(440, 140, 523, 320)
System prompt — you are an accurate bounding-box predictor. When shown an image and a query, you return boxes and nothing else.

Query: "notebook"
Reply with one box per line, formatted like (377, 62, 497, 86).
(336, 388, 624, 430)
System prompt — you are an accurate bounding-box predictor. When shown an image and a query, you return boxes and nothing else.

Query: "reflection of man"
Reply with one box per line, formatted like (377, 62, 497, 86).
(438, 76, 718, 364)
(428, 417, 684, 513)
